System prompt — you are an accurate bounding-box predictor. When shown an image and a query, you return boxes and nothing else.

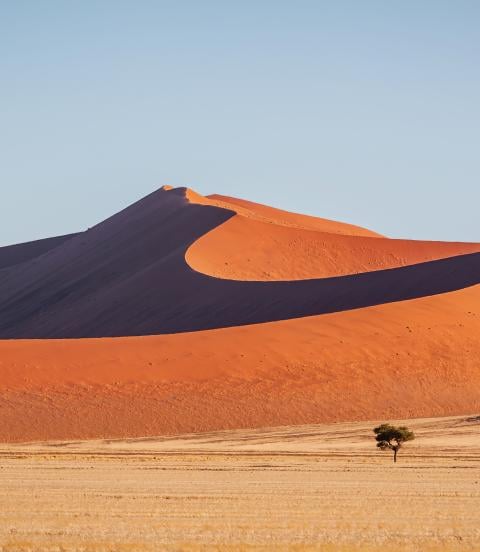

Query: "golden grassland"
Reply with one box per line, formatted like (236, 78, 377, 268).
(1, 415, 480, 551)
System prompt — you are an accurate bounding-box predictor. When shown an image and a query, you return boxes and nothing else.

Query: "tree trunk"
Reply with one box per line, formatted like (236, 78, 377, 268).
(393, 447, 398, 463)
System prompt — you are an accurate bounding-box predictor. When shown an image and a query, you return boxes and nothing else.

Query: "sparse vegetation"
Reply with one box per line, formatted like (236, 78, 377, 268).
(373, 423, 415, 462)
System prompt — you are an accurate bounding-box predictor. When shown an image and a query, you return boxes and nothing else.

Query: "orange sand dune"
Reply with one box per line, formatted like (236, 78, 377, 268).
(0, 186, 479, 338)
(187, 213, 480, 280)
(0, 185, 479, 441)
(0, 284, 479, 442)
(189, 192, 480, 280)
(207, 193, 383, 236)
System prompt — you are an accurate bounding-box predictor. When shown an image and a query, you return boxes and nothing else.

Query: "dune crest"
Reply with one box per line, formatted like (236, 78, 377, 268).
(207, 194, 383, 236)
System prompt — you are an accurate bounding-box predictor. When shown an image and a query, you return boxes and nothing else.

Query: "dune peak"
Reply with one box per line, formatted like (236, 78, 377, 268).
(157, 184, 209, 205)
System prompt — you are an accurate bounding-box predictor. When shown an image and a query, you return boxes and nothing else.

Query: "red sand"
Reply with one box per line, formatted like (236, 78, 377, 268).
(0, 186, 479, 441)
(187, 212, 480, 280)
(207, 193, 383, 236)
(0, 186, 478, 338)
(0, 285, 479, 442)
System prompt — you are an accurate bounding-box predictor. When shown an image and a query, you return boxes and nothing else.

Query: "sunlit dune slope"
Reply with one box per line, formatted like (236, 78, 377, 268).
(192, 193, 480, 280)
(0, 284, 479, 442)
(187, 214, 480, 280)
(0, 186, 479, 338)
(207, 193, 383, 236)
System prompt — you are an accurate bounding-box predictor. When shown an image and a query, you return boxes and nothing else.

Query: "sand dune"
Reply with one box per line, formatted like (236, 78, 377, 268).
(187, 213, 480, 279)
(0, 186, 479, 441)
(0, 232, 78, 270)
(0, 186, 479, 338)
(192, 193, 480, 279)
(0, 284, 479, 441)
(207, 193, 383, 236)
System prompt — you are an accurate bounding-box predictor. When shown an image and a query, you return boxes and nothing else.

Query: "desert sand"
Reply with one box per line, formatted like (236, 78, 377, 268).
(0, 186, 479, 441)
(1, 415, 479, 551)
(0, 284, 480, 441)
(0, 186, 479, 338)
(189, 194, 480, 280)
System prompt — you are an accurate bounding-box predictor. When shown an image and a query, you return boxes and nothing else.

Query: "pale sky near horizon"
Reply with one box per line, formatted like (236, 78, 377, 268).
(1, 1, 479, 246)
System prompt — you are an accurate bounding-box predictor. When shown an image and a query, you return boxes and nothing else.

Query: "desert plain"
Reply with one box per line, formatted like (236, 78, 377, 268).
(1, 414, 480, 551)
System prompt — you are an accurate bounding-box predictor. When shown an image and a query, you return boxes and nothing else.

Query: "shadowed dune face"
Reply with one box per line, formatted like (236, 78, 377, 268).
(0, 187, 233, 337)
(0, 233, 79, 270)
(0, 185, 479, 441)
(0, 186, 479, 338)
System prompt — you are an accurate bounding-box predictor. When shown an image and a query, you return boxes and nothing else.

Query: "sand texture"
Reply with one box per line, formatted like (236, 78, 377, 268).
(0, 186, 479, 441)
(0, 186, 479, 338)
(1, 415, 480, 551)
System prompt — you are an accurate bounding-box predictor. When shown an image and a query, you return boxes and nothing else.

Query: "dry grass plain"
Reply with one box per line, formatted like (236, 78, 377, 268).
(0, 415, 479, 551)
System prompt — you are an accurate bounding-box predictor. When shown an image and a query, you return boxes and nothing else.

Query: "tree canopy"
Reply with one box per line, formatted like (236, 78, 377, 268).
(373, 423, 415, 462)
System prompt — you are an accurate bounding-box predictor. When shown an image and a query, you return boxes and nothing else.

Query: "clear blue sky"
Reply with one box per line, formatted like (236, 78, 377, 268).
(1, 1, 479, 246)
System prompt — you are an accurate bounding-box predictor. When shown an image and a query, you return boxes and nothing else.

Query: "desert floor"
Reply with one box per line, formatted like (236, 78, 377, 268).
(0, 415, 479, 551)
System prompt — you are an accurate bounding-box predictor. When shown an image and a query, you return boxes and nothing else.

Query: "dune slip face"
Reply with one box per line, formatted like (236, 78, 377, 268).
(0, 185, 479, 442)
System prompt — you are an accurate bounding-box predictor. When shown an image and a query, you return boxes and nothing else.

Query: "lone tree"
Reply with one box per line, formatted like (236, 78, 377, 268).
(373, 424, 415, 463)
